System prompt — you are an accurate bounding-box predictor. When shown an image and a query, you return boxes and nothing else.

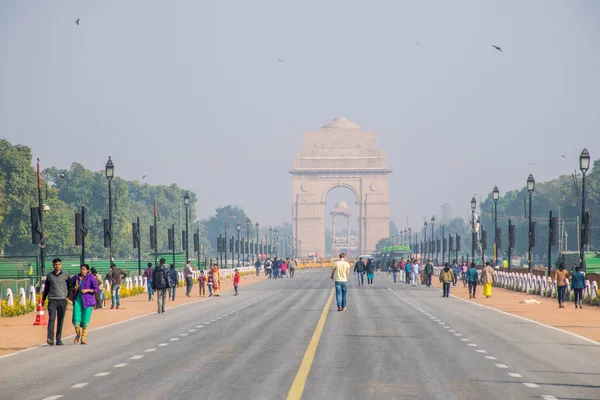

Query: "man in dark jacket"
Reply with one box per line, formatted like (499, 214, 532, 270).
(168, 264, 178, 301)
(254, 259, 261, 276)
(365, 258, 375, 286)
(42, 258, 72, 346)
(152, 258, 170, 314)
(354, 257, 365, 286)
(424, 260, 434, 287)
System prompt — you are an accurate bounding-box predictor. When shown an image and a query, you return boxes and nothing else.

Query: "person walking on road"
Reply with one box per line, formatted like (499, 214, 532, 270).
(108, 264, 127, 310)
(91, 267, 105, 309)
(71, 263, 98, 345)
(571, 265, 585, 309)
(42, 258, 72, 346)
(168, 264, 178, 301)
(273, 258, 280, 279)
(281, 259, 288, 278)
(331, 253, 350, 311)
(207, 272, 214, 297)
(233, 269, 240, 296)
(467, 263, 478, 299)
(451, 261, 460, 287)
(289, 259, 297, 278)
(481, 262, 495, 298)
(255, 258, 261, 276)
(265, 258, 272, 279)
(553, 263, 569, 308)
(354, 257, 365, 286)
(184, 260, 195, 297)
(199, 270, 207, 297)
(411, 260, 419, 286)
(405, 261, 411, 284)
(424, 260, 434, 287)
(144, 262, 154, 301)
(440, 263, 454, 298)
(365, 258, 375, 286)
(461, 262, 468, 288)
(212, 264, 221, 296)
(152, 258, 170, 314)
(392, 260, 399, 283)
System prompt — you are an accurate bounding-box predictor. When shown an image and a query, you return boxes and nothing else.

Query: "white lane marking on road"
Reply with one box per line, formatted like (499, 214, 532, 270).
(145, 348, 156, 352)
(485, 356, 497, 360)
(94, 372, 110, 377)
(205, 322, 211, 324)
(541, 396, 557, 400)
(455, 333, 463, 336)
(508, 373, 523, 378)
(495, 364, 509, 369)
(180, 333, 188, 336)
(221, 314, 227, 317)
(443, 289, 600, 346)
(210, 319, 217, 322)
(158, 343, 168, 347)
(42, 396, 63, 400)
(461, 338, 470, 341)
(468, 343, 478, 347)
(438, 322, 445, 325)
(523, 383, 539, 388)
(430, 317, 436, 319)
(443, 326, 450, 329)
(188, 329, 196, 332)
(130, 355, 144, 360)
(197, 325, 204, 328)
(71, 383, 88, 389)
(170, 338, 179, 341)
(476, 350, 487, 353)
(113, 363, 128, 368)
(449, 329, 456, 332)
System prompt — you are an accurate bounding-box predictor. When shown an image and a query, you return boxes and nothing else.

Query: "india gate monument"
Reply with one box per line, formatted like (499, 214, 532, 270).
(291, 118, 391, 257)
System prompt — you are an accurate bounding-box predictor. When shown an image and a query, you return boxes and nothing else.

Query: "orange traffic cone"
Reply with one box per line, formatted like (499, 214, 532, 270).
(33, 301, 47, 326)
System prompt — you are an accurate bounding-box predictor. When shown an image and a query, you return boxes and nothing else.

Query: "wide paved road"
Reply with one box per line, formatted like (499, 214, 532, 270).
(2, 269, 599, 400)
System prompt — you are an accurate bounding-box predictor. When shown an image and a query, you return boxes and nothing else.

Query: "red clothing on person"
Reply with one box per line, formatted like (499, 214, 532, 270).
(233, 272, 240, 286)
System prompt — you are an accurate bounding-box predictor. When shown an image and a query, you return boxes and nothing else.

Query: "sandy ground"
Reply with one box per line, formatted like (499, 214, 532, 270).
(431, 277, 600, 342)
(0, 273, 266, 356)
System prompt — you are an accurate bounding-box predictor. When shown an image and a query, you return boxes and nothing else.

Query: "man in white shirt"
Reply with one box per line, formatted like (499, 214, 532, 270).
(331, 253, 351, 312)
(184, 260, 194, 297)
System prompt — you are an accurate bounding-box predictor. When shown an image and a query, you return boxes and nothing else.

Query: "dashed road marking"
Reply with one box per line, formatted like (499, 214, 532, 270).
(541, 396, 557, 400)
(210, 319, 217, 322)
(523, 383, 539, 388)
(495, 364, 508, 369)
(454, 334, 463, 337)
(197, 325, 204, 328)
(130, 355, 144, 360)
(158, 343, 168, 347)
(485, 356, 497, 360)
(449, 330, 456, 333)
(508, 373, 523, 378)
(169, 338, 179, 341)
(113, 363, 128, 368)
(42, 396, 63, 400)
(461, 338, 470, 342)
(145, 348, 156, 352)
(71, 383, 88, 389)
(94, 372, 110, 377)
(443, 326, 450, 329)
(468, 343, 478, 347)
(188, 329, 196, 332)
(180, 333, 188, 336)
(476, 350, 487, 353)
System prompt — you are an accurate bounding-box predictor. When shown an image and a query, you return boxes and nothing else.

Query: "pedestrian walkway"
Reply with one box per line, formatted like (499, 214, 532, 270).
(431, 279, 600, 342)
(0, 274, 265, 357)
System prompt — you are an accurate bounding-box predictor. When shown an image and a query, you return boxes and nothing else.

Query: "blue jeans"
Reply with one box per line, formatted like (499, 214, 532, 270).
(147, 280, 154, 300)
(335, 281, 348, 308)
(112, 284, 121, 307)
(393, 271, 397, 282)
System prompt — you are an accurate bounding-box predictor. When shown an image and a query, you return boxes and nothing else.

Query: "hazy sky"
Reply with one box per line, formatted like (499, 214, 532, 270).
(1, 1, 599, 232)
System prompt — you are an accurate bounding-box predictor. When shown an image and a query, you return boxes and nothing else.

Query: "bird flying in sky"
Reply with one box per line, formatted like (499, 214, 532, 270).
(142, 175, 146, 179)
(561, 155, 566, 158)
(278, 59, 284, 63)
(492, 45, 502, 52)
(75, 18, 80, 26)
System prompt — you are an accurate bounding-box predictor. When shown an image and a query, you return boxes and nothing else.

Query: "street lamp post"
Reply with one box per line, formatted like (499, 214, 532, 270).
(246, 218, 251, 262)
(579, 148, 590, 272)
(269, 227, 273, 257)
(527, 174, 535, 271)
(236, 223, 241, 267)
(105, 157, 114, 264)
(275, 229, 279, 257)
(255, 222, 260, 259)
(408, 227, 412, 251)
(431, 216, 435, 264)
(184, 191, 190, 262)
(471, 196, 476, 264)
(423, 220, 428, 261)
(493, 186, 499, 265)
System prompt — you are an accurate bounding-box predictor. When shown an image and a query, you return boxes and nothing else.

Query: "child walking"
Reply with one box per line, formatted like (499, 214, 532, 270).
(207, 273, 214, 297)
(199, 271, 206, 297)
(233, 269, 240, 296)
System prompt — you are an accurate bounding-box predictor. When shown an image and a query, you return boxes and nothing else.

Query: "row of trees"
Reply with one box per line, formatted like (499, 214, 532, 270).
(0, 139, 203, 260)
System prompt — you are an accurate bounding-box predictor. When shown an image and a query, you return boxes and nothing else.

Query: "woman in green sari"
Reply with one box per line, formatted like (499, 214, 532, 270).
(71, 264, 99, 345)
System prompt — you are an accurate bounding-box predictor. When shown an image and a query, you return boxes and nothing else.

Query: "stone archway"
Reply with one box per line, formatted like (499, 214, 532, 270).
(291, 118, 391, 257)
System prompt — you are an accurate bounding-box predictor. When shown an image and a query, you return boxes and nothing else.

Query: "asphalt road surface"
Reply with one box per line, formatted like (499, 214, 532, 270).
(2, 269, 599, 400)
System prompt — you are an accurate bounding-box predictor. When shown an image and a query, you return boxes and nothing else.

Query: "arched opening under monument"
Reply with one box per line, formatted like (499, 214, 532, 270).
(325, 186, 358, 257)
